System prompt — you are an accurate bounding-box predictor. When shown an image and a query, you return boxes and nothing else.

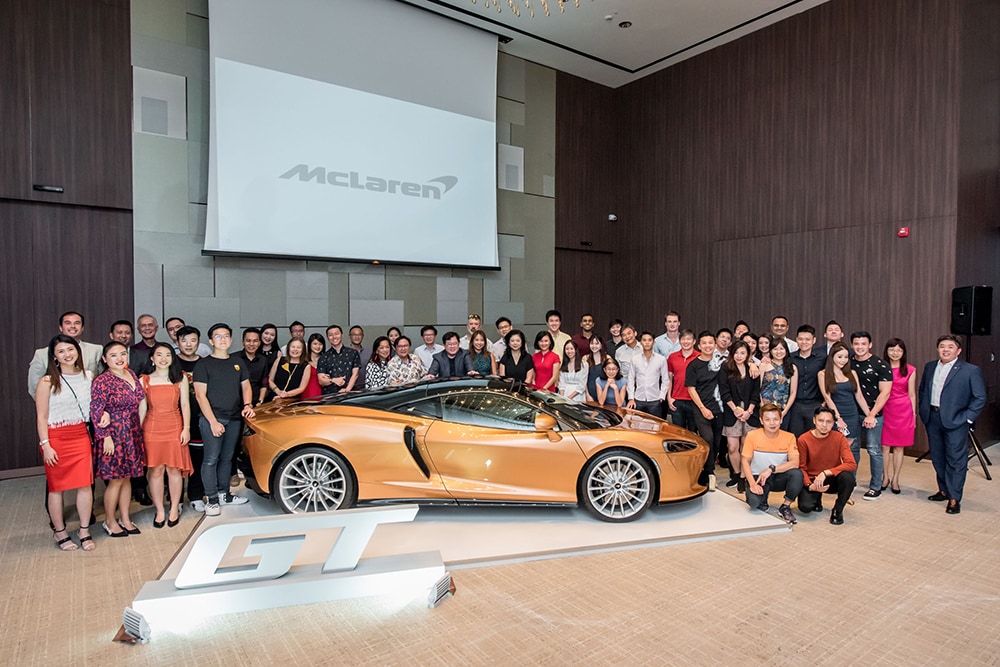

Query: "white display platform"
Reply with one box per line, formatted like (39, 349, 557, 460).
(166, 489, 788, 572)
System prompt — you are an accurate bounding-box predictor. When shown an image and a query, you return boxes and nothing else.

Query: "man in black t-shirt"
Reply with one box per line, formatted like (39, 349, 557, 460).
(234, 327, 268, 406)
(788, 325, 827, 437)
(194, 323, 255, 517)
(850, 331, 893, 499)
(177, 326, 206, 510)
(685, 331, 724, 491)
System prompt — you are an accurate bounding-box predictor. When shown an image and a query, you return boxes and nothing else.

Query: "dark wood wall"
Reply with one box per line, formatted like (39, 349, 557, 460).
(557, 0, 1000, 445)
(0, 0, 133, 472)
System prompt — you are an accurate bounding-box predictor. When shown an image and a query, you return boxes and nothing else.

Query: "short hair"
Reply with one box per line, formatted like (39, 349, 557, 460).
(420, 325, 437, 336)
(289, 321, 305, 331)
(580, 312, 594, 320)
(850, 330, 872, 343)
(772, 315, 789, 324)
(59, 311, 85, 326)
(639, 331, 655, 340)
(937, 333, 963, 347)
(609, 318, 624, 328)
(534, 330, 555, 350)
(679, 329, 696, 340)
(697, 330, 715, 344)
(165, 316, 185, 328)
(394, 335, 411, 348)
(599, 356, 621, 381)
(495, 316, 511, 328)
(814, 405, 836, 419)
(137, 313, 157, 324)
(109, 319, 132, 334)
(442, 331, 460, 344)
(796, 324, 816, 337)
(825, 320, 842, 330)
(622, 323, 637, 334)
(350, 325, 364, 334)
(759, 403, 783, 417)
(307, 332, 326, 355)
(505, 329, 526, 346)
(243, 326, 261, 340)
(176, 325, 200, 340)
(733, 319, 749, 330)
(545, 309, 562, 322)
(207, 323, 232, 339)
(467, 314, 481, 323)
(716, 327, 733, 338)
(666, 311, 680, 319)
(326, 324, 342, 335)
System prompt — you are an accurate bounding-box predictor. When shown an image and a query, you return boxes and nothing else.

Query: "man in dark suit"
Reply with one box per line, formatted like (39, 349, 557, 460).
(918, 334, 987, 514)
(425, 331, 472, 378)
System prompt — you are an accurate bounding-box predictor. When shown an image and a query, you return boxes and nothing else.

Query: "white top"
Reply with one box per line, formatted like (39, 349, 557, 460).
(931, 359, 957, 407)
(558, 361, 589, 403)
(490, 338, 507, 360)
(785, 336, 799, 353)
(28, 340, 102, 399)
(46, 371, 93, 427)
(615, 342, 642, 385)
(627, 352, 670, 402)
(414, 343, 444, 369)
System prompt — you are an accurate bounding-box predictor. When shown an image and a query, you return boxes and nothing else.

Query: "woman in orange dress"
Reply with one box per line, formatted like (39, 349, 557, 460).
(139, 342, 192, 528)
(34, 335, 96, 551)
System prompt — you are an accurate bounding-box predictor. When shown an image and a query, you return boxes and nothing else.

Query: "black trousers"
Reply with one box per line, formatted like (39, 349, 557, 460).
(693, 410, 723, 476)
(786, 399, 822, 438)
(798, 471, 856, 513)
(672, 400, 698, 433)
(633, 399, 663, 418)
(745, 469, 804, 509)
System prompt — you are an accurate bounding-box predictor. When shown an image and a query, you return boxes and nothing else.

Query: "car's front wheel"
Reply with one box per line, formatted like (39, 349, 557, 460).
(580, 448, 654, 522)
(273, 446, 356, 513)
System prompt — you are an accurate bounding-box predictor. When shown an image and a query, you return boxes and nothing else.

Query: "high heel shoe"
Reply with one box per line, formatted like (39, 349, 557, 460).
(102, 521, 128, 537)
(890, 484, 901, 494)
(118, 521, 141, 535)
(167, 506, 181, 528)
(53, 527, 79, 551)
(153, 515, 166, 529)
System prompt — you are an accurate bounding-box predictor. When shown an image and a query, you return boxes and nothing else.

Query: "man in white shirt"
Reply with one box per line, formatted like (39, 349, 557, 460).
(771, 315, 798, 353)
(653, 311, 682, 358)
(28, 310, 102, 399)
(491, 316, 512, 360)
(615, 324, 642, 386)
(626, 332, 670, 418)
(459, 314, 491, 351)
(415, 325, 444, 369)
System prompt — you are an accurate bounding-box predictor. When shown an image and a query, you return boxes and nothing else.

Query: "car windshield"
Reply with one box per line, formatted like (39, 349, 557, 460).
(522, 389, 623, 430)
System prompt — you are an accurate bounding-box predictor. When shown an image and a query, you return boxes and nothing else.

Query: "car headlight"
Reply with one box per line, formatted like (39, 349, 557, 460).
(663, 440, 697, 453)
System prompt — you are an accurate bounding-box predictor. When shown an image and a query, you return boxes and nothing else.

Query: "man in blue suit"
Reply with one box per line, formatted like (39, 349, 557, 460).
(918, 334, 987, 514)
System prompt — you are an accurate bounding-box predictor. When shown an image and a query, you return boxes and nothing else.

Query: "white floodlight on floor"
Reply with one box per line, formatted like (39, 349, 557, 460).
(427, 572, 455, 608)
(112, 607, 151, 645)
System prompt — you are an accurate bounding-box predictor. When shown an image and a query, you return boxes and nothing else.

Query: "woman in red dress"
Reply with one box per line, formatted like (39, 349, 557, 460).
(139, 342, 192, 528)
(35, 335, 96, 551)
(302, 333, 325, 399)
(90, 341, 145, 538)
(532, 331, 560, 392)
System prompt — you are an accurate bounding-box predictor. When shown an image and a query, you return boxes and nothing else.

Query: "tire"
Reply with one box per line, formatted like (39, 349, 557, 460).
(273, 446, 356, 514)
(579, 448, 654, 522)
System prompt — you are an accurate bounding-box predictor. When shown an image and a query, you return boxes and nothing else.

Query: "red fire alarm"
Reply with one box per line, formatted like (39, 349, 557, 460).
(897, 227, 910, 238)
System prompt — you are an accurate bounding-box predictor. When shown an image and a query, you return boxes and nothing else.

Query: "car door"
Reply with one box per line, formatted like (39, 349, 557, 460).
(420, 390, 586, 502)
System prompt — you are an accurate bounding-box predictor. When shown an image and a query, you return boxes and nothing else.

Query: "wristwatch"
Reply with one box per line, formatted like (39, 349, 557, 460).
(769, 464, 776, 474)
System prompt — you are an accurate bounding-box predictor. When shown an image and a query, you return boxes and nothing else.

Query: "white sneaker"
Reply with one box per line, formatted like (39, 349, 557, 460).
(204, 501, 221, 517)
(708, 474, 717, 492)
(191, 500, 206, 513)
(220, 492, 249, 505)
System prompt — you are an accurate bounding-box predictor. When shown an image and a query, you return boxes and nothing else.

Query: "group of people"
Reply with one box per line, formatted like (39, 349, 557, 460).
(30, 308, 986, 549)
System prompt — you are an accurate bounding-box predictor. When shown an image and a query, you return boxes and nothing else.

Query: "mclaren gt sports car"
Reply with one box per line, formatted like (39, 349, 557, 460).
(242, 378, 709, 522)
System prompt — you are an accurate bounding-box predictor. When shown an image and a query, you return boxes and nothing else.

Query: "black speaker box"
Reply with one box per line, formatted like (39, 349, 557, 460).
(951, 286, 992, 336)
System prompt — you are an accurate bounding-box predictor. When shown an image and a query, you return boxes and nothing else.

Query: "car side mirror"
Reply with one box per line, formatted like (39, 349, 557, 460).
(534, 413, 562, 442)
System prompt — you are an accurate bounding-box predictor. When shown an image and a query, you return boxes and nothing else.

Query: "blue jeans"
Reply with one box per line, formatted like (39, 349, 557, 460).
(199, 416, 242, 503)
(854, 415, 885, 491)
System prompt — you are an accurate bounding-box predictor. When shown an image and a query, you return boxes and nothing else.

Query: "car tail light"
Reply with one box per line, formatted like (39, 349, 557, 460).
(663, 440, 697, 453)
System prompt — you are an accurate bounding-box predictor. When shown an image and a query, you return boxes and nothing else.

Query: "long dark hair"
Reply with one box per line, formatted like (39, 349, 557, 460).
(824, 341, 857, 394)
(142, 341, 184, 383)
(584, 335, 607, 368)
(724, 341, 751, 382)
(468, 330, 490, 362)
(768, 337, 795, 379)
(259, 323, 279, 350)
(368, 336, 391, 367)
(99, 341, 129, 375)
(45, 334, 84, 394)
(307, 333, 326, 363)
(884, 337, 910, 376)
(561, 339, 582, 373)
(600, 357, 621, 381)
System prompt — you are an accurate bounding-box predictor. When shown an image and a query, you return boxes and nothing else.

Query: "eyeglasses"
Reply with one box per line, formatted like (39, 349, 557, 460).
(213, 333, 232, 340)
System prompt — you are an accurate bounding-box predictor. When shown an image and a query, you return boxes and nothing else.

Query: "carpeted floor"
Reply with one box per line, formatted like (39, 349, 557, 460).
(2, 447, 999, 666)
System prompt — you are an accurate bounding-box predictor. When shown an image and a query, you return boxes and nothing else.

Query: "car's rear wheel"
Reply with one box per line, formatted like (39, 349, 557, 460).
(580, 448, 654, 522)
(274, 447, 356, 513)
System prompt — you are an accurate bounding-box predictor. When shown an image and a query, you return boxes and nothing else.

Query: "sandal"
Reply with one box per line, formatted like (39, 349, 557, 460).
(77, 526, 96, 551)
(53, 528, 79, 551)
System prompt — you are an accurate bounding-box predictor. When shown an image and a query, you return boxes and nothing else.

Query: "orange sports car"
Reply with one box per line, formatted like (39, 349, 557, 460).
(242, 378, 708, 522)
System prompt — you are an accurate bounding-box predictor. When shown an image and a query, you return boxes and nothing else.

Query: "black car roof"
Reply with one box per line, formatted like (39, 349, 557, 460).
(308, 377, 530, 410)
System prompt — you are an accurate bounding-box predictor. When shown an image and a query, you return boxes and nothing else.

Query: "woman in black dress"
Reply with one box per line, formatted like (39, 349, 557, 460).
(498, 329, 535, 385)
(266, 337, 310, 401)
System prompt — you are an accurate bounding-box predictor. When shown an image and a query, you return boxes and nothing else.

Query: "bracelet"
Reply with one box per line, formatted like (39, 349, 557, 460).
(39, 439, 50, 447)
(243, 403, 252, 407)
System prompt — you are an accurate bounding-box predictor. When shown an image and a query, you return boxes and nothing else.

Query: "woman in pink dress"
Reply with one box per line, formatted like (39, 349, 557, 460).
(881, 338, 916, 493)
(531, 331, 560, 392)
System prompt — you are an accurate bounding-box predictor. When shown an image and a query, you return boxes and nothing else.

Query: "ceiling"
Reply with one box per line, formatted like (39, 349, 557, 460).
(398, 0, 831, 88)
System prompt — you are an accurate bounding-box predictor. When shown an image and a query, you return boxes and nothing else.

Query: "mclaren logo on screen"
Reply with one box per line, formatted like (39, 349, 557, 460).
(279, 164, 458, 200)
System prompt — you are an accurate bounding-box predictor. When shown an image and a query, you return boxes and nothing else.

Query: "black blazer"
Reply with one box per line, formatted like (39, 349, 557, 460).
(428, 349, 472, 378)
(918, 359, 986, 430)
(718, 368, 762, 428)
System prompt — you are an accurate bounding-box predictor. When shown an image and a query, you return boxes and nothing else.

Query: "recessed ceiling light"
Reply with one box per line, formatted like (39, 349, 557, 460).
(618, 20, 632, 28)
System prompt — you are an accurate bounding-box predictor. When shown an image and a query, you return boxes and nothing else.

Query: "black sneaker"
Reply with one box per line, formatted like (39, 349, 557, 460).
(725, 477, 739, 488)
(757, 502, 769, 512)
(863, 489, 881, 500)
(737, 477, 746, 493)
(777, 504, 797, 524)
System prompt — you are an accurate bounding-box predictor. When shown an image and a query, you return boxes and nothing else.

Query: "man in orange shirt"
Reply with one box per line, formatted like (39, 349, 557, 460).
(797, 406, 857, 525)
(741, 402, 803, 524)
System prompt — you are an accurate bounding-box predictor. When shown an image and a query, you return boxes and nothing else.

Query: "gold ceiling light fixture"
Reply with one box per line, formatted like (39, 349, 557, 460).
(469, 0, 588, 19)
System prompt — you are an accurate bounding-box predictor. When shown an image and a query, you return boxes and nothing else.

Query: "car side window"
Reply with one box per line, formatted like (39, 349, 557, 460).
(441, 392, 541, 431)
(399, 397, 442, 419)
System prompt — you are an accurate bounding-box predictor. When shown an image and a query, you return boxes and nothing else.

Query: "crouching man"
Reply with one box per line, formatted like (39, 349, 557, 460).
(797, 406, 857, 525)
(741, 402, 803, 524)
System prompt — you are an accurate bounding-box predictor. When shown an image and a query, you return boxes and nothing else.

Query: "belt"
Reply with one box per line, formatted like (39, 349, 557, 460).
(930, 406, 940, 412)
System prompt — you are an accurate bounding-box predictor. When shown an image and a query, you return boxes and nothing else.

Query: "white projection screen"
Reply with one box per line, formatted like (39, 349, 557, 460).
(205, 0, 499, 269)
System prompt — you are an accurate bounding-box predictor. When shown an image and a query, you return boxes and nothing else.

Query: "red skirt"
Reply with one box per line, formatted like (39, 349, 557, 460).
(45, 423, 94, 491)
